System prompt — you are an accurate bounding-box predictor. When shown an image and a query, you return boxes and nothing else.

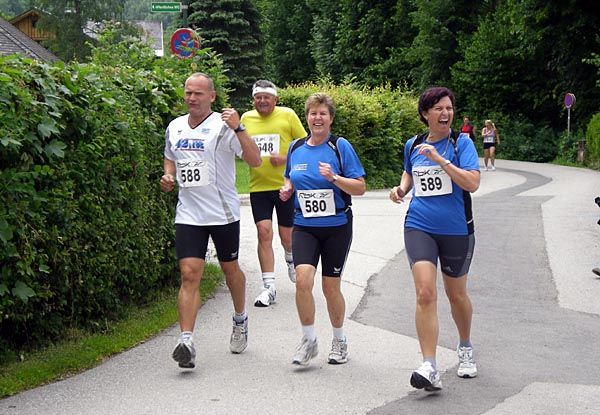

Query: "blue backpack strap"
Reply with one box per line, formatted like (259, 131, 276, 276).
(290, 134, 352, 209)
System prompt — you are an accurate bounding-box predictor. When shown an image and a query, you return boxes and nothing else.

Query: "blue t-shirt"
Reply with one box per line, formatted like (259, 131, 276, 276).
(285, 136, 366, 227)
(404, 133, 479, 235)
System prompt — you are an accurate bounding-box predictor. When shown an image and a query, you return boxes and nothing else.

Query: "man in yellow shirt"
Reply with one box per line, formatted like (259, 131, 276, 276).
(241, 80, 307, 307)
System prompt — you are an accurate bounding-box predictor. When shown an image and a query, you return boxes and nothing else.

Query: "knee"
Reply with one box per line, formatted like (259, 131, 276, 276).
(447, 290, 469, 306)
(257, 226, 273, 244)
(322, 283, 340, 300)
(180, 265, 201, 287)
(416, 287, 437, 307)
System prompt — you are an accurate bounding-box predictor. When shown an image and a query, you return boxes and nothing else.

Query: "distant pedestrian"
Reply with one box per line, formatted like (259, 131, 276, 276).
(389, 86, 480, 392)
(161, 73, 261, 369)
(280, 93, 366, 366)
(482, 119, 500, 170)
(460, 116, 477, 141)
(240, 80, 308, 308)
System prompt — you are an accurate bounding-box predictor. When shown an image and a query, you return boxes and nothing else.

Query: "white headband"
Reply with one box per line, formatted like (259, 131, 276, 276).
(252, 86, 278, 97)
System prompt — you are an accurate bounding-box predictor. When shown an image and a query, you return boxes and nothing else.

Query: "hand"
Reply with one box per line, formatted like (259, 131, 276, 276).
(269, 152, 286, 167)
(415, 143, 443, 164)
(279, 185, 294, 201)
(389, 186, 405, 204)
(318, 161, 336, 182)
(221, 108, 240, 130)
(161, 174, 175, 192)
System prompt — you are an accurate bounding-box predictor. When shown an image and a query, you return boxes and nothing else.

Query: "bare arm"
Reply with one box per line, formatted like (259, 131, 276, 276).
(221, 108, 262, 168)
(390, 171, 413, 203)
(415, 143, 480, 193)
(318, 161, 366, 196)
(160, 158, 176, 192)
(279, 178, 294, 201)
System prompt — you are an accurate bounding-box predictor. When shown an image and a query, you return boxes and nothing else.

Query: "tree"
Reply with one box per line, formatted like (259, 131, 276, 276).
(188, 0, 263, 106)
(259, 0, 315, 86)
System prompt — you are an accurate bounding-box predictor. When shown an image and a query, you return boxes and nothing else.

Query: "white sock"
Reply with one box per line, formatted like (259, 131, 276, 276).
(180, 331, 193, 342)
(332, 326, 345, 341)
(284, 250, 293, 263)
(262, 272, 275, 289)
(302, 324, 316, 342)
(233, 311, 247, 324)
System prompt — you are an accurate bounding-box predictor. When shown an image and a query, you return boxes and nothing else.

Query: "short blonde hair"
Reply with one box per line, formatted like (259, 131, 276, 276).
(304, 93, 336, 118)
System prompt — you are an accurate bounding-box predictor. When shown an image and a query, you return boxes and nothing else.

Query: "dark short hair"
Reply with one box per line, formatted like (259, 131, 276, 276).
(418, 87, 455, 125)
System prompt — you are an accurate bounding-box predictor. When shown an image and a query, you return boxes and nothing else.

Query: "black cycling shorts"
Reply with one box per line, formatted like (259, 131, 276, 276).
(250, 190, 294, 227)
(175, 222, 240, 262)
(404, 228, 474, 278)
(292, 217, 353, 278)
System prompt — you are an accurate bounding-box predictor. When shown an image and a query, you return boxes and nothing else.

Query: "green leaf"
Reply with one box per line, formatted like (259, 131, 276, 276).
(44, 140, 67, 158)
(0, 283, 8, 296)
(39, 264, 50, 273)
(12, 280, 36, 302)
(0, 136, 21, 147)
(38, 119, 60, 138)
(0, 219, 13, 243)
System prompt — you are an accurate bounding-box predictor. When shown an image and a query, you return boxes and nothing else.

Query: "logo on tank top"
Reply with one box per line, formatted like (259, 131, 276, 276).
(175, 138, 205, 152)
(293, 163, 307, 171)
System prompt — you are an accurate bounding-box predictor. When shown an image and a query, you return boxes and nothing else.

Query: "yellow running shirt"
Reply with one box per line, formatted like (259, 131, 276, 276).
(241, 106, 307, 192)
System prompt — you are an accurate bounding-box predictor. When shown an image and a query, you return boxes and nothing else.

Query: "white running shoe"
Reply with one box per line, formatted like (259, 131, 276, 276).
(286, 260, 296, 283)
(230, 316, 248, 354)
(292, 336, 318, 365)
(328, 337, 348, 364)
(254, 287, 276, 307)
(483, 166, 488, 171)
(172, 338, 196, 369)
(490, 165, 496, 171)
(457, 346, 478, 378)
(410, 361, 442, 391)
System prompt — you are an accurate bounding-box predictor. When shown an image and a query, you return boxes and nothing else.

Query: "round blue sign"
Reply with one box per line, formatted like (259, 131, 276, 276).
(170, 28, 200, 58)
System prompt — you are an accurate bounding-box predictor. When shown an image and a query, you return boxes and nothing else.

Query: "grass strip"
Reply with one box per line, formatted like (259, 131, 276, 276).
(0, 264, 222, 398)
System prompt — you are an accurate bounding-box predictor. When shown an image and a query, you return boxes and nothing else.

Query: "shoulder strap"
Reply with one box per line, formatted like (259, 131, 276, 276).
(290, 136, 307, 154)
(291, 134, 351, 209)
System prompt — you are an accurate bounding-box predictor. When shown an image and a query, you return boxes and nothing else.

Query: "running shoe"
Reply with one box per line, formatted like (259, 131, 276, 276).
(593, 267, 600, 277)
(254, 287, 276, 307)
(483, 166, 488, 171)
(490, 166, 496, 171)
(410, 361, 442, 391)
(286, 260, 296, 283)
(230, 316, 248, 354)
(328, 337, 348, 364)
(172, 338, 196, 369)
(457, 346, 478, 378)
(292, 336, 318, 365)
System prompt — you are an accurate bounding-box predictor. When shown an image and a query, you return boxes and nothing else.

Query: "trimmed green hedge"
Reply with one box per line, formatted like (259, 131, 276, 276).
(278, 82, 422, 188)
(0, 40, 227, 356)
(586, 112, 600, 164)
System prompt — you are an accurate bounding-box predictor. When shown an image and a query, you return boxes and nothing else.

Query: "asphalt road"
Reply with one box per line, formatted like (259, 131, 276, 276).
(1, 159, 599, 415)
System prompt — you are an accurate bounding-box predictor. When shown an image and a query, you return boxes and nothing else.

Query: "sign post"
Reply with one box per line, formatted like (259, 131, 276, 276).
(564, 92, 576, 137)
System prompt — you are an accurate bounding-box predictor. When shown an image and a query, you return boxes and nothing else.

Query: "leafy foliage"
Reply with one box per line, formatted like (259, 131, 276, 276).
(0, 34, 227, 355)
(279, 82, 422, 188)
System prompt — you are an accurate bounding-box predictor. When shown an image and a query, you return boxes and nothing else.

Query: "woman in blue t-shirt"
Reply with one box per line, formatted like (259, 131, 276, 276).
(389, 87, 480, 392)
(280, 93, 366, 367)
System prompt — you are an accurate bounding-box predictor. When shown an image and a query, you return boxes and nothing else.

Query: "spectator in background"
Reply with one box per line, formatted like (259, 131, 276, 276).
(460, 116, 477, 141)
(482, 119, 500, 171)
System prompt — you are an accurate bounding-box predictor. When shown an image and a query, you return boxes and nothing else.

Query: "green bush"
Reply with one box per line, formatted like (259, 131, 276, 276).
(0, 36, 227, 355)
(485, 114, 559, 163)
(278, 81, 422, 188)
(585, 112, 600, 164)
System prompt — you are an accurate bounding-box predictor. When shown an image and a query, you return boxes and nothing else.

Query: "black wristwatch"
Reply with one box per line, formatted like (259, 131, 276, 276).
(234, 123, 246, 133)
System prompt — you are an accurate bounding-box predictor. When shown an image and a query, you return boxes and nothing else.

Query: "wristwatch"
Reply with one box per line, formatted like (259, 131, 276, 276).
(331, 175, 339, 182)
(234, 123, 246, 133)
